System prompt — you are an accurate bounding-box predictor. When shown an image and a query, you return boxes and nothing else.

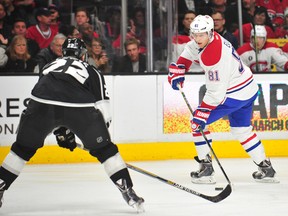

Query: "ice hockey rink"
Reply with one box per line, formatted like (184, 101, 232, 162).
(0, 158, 287, 216)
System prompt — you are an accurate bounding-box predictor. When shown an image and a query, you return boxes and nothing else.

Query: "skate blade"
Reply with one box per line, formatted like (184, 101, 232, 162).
(191, 176, 216, 184)
(254, 177, 280, 183)
(132, 201, 145, 213)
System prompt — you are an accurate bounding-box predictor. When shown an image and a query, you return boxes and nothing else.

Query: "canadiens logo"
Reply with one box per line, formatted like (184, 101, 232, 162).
(250, 61, 269, 72)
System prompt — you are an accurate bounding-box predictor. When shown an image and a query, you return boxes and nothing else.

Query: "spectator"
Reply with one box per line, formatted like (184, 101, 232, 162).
(13, 0, 36, 26)
(78, 22, 98, 48)
(128, 7, 146, 48)
(103, 6, 121, 43)
(78, 23, 99, 53)
(197, 0, 227, 15)
(111, 38, 146, 73)
(87, 37, 110, 73)
(178, 0, 235, 20)
(100, 6, 121, 61)
(211, 11, 239, 49)
(255, 0, 284, 27)
(178, 0, 196, 16)
(275, 7, 288, 38)
(10, 18, 40, 58)
(253, 6, 275, 30)
(172, 10, 203, 72)
(282, 0, 288, 9)
(0, 46, 8, 67)
(112, 7, 148, 54)
(112, 6, 163, 56)
(74, 7, 91, 27)
(225, 0, 256, 33)
(59, 25, 80, 39)
(26, 7, 58, 49)
(1, 35, 36, 73)
(74, 6, 99, 49)
(178, 10, 197, 36)
(33, 33, 66, 73)
(233, 6, 276, 44)
(2, 0, 22, 25)
(48, 4, 61, 30)
(0, 3, 12, 47)
(237, 25, 288, 72)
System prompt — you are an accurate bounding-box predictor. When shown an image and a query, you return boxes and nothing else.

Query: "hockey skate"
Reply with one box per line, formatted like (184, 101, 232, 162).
(0, 179, 5, 208)
(116, 179, 145, 213)
(253, 159, 279, 183)
(190, 155, 216, 184)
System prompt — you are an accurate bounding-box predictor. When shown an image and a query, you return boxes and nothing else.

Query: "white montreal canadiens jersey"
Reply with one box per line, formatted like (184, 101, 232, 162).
(237, 42, 288, 72)
(172, 35, 203, 72)
(177, 32, 259, 108)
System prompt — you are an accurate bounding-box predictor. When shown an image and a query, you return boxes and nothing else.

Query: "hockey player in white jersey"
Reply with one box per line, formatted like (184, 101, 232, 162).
(0, 38, 144, 212)
(168, 15, 279, 184)
(237, 25, 288, 72)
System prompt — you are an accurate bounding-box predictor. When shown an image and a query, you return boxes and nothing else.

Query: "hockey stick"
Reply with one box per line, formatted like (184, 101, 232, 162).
(253, 24, 259, 73)
(75, 143, 231, 202)
(178, 85, 232, 185)
(126, 163, 231, 203)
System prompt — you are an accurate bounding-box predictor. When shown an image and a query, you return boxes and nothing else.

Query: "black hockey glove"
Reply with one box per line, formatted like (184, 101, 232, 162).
(53, 127, 77, 152)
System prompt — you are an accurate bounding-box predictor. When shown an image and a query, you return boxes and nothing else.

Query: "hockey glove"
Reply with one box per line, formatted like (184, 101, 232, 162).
(168, 63, 186, 90)
(53, 127, 77, 152)
(190, 108, 211, 132)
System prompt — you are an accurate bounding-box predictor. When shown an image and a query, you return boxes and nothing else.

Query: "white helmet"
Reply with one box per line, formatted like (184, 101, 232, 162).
(251, 25, 267, 38)
(251, 25, 267, 50)
(190, 15, 214, 38)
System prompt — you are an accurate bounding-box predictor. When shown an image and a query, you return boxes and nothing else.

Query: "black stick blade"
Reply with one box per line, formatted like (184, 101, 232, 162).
(201, 184, 232, 203)
(126, 163, 232, 203)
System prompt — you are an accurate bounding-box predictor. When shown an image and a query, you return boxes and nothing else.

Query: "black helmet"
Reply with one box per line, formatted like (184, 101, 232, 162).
(62, 38, 87, 58)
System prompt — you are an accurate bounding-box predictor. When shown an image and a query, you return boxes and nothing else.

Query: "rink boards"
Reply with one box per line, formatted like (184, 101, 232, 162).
(0, 74, 288, 163)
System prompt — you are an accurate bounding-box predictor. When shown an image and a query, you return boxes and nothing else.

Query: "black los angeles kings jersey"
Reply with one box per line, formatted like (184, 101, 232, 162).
(30, 56, 111, 123)
(31, 56, 109, 105)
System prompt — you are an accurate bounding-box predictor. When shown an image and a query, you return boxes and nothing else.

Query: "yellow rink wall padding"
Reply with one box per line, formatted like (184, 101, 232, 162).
(0, 140, 288, 164)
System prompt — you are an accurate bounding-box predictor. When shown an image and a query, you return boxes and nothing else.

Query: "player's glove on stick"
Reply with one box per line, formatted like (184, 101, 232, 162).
(190, 108, 211, 132)
(168, 63, 186, 90)
(53, 127, 77, 152)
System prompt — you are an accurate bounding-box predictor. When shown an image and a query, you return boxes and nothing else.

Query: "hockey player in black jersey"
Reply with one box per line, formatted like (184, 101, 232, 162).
(0, 38, 144, 212)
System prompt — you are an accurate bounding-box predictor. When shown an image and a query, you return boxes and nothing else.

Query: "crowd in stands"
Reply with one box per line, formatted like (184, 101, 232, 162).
(176, 0, 288, 72)
(0, 0, 287, 74)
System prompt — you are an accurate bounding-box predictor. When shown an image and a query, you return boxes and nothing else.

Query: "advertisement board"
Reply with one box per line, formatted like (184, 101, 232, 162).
(1, 74, 287, 147)
(163, 80, 288, 134)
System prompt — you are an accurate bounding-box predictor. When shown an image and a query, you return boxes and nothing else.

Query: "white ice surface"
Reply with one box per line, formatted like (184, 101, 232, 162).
(0, 158, 287, 216)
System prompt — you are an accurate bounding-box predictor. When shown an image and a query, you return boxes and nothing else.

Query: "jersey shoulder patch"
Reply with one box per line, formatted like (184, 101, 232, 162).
(201, 34, 222, 66)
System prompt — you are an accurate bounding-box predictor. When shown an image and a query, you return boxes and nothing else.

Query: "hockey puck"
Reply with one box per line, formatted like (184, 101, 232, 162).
(215, 187, 224, 191)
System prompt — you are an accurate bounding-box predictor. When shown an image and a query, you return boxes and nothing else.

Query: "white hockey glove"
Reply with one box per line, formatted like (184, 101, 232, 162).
(94, 100, 112, 128)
